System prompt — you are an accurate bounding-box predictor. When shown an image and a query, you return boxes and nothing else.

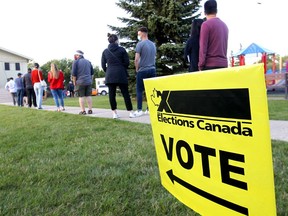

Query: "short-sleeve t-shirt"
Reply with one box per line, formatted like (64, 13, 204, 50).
(72, 57, 94, 85)
(135, 40, 156, 72)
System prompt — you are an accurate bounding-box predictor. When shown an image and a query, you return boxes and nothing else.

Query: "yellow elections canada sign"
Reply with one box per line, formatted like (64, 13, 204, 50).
(144, 64, 276, 216)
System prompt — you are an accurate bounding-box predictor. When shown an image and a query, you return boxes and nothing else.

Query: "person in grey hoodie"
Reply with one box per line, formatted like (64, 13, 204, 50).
(23, 68, 37, 107)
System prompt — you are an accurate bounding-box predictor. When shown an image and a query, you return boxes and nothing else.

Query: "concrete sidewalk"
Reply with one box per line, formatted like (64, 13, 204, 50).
(1, 88, 288, 142)
(269, 120, 288, 142)
(0, 88, 150, 124)
(0, 101, 151, 124)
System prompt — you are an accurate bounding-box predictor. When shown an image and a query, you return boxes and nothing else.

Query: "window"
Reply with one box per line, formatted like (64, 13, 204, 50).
(4, 63, 10, 70)
(15, 63, 20, 71)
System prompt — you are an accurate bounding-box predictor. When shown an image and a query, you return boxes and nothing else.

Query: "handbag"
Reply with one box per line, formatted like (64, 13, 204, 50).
(38, 69, 47, 87)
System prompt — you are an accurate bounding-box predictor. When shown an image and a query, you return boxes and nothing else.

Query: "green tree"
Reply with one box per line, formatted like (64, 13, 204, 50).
(40, 58, 73, 88)
(92, 66, 104, 88)
(94, 66, 105, 78)
(40, 59, 101, 89)
(109, 0, 202, 76)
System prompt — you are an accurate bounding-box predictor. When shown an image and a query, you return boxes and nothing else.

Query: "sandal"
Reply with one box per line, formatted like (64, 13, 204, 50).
(79, 111, 86, 115)
(88, 110, 93, 114)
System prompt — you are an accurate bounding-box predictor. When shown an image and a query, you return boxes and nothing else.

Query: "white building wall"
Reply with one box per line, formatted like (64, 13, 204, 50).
(0, 49, 30, 88)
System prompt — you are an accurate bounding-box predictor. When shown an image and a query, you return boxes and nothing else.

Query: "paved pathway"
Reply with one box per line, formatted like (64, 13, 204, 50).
(0, 102, 151, 123)
(1, 88, 288, 142)
(0, 88, 151, 124)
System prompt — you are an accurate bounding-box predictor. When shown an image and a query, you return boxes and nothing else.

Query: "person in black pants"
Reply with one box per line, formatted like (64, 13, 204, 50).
(23, 68, 37, 107)
(67, 81, 75, 97)
(184, 18, 204, 72)
(101, 33, 136, 119)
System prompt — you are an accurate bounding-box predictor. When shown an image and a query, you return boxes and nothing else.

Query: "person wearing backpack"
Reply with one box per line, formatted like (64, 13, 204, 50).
(101, 33, 135, 119)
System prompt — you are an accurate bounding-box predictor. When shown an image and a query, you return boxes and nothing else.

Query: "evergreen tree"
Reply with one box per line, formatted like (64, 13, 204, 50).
(109, 0, 202, 76)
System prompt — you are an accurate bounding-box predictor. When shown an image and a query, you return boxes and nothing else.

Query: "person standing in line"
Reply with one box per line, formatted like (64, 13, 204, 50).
(134, 26, 156, 117)
(71, 50, 94, 115)
(184, 19, 204, 72)
(101, 33, 136, 119)
(67, 81, 74, 97)
(31, 63, 45, 109)
(4, 77, 17, 105)
(58, 69, 66, 98)
(48, 63, 65, 112)
(14, 73, 25, 106)
(23, 87, 28, 106)
(23, 68, 37, 108)
(198, 0, 229, 71)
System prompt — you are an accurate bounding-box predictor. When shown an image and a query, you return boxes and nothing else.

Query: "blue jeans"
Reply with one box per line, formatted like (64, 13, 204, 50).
(17, 89, 24, 106)
(136, 68, 156, 110)
(51, 89, 64, 108)
(33, 83, 44, 109)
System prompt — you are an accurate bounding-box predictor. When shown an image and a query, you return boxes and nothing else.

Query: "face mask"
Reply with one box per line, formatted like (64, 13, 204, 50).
(137, 35, 142, 41)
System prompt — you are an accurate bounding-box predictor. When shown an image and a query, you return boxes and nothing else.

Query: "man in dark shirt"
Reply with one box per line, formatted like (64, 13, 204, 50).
(71, 50, 94, 115)
(23, 68, 37, 107)
(199, 0, 229, 71)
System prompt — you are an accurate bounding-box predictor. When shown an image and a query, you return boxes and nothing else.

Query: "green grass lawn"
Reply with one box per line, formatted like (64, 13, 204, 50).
(0, 106, 197, 216)
(0, 95, 288, 215)
(268, 99, 288, 120)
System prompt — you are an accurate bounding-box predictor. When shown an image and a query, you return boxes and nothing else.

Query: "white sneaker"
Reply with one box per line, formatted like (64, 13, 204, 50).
(129, 112, 136, 118)
(144, 109, 149, 115)
(113, 113, 119, 119)
(134, 110, 143, 117)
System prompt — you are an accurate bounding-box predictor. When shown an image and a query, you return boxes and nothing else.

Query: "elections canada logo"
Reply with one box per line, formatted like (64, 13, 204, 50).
(150, 88, 253, 137)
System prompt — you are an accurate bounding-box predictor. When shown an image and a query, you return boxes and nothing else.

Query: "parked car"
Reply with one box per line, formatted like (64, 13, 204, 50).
(97, 85, 109, 96)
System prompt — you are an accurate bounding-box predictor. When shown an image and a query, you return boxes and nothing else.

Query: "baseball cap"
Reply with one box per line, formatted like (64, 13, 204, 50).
(75, 50, 84, 56)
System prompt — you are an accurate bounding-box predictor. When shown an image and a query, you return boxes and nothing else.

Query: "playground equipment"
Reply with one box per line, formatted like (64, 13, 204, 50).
(231, 43, 288, 99)
(231, 43, 275, 74)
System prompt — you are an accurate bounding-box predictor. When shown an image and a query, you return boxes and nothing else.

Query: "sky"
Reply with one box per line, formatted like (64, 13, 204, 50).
(0, 0, 287, 68)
